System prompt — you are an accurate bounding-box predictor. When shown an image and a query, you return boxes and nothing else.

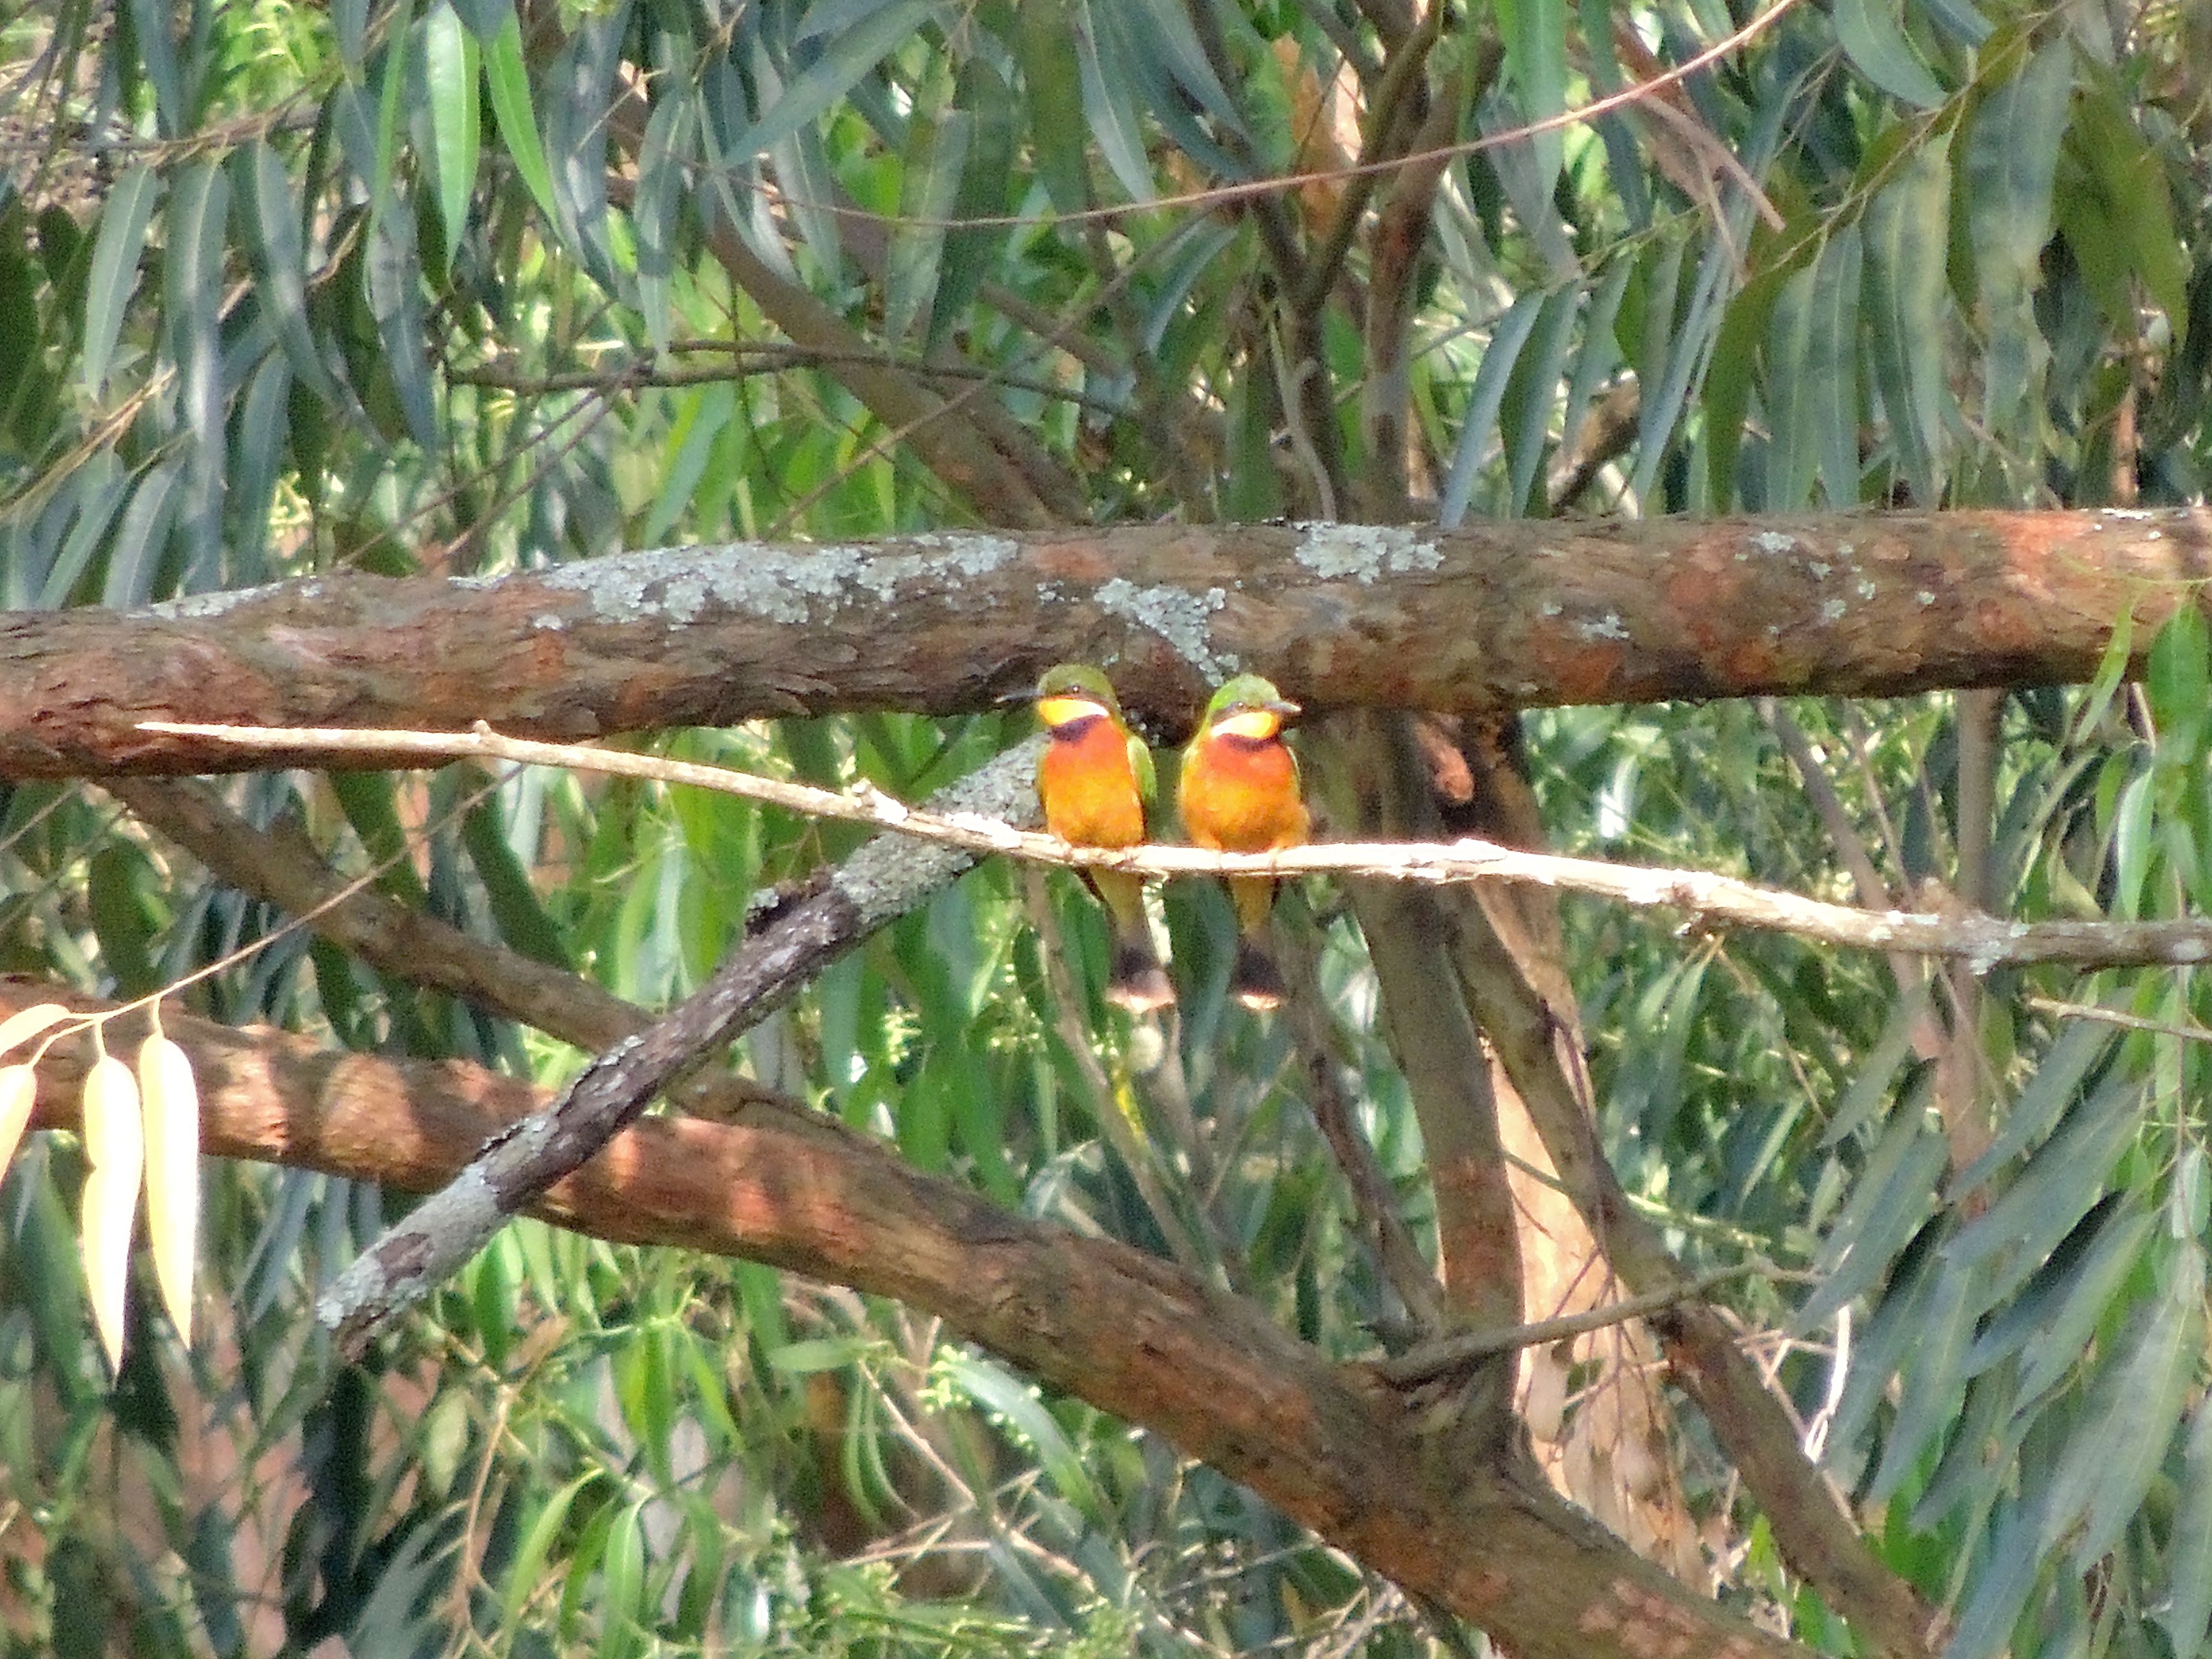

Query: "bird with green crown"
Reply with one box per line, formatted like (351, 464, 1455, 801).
(1177, 673, 1310, 1009)
(1033, 665, 1176, 1011)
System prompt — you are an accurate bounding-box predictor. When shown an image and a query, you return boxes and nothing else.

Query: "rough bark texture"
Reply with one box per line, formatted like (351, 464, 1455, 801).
(7, 981, 1806, 1659)
(3, 507, 2205, 777)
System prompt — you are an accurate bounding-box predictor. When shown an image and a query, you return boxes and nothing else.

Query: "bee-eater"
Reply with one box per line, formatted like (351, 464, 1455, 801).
(1034, 665, 1176, 1011)
(1178, 674, 1309, 1009)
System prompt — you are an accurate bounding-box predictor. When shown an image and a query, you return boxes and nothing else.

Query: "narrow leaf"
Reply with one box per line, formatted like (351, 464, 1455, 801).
(1834, 0, 1947, 108)
(100, 461, 181, 610)
(633, 92, 693, 355)
(366, 0, 418, 235)
(730, 0, 936, 163)
(1017, 0, 1089, 212)
(1947, 1075, 2142, 1285)
(2165, 1392, 2212, 1659)
(163, 161, 231, 593)
(940, 1352, 1109, 1529)
(1075, 0, 1157, 201)
(81, 166, 160, 399)
(0, 1002, 75, 1059)
(503, 1474, 598, 1631)
(1495, 0, 1567, 194)
(1953, 1017, 2114, 1196)
(1945, 1496, 2044, 1659)
(1763, 258, 1823, 510)
(484, 12, 560, 224)
(240, 141, 342, 403)
(2042, 1241, 2204, 1564)
(1503, 285, 1581, 515)
(424, 0, 481, 263)
(79, 1052, 145, 1376)
(1868, 1254, 1978, 1501)
(365, 211, 442, 452)
(1796, 1102, 1948, 1332)
(137, 1032, 200, 1344)
(1440, 289, 1547, 526)
(885, 105, 970, 349)
(1862, 129, 1952, 505)
(1965, 36, 2072, 446)
(1966, 1192, 2141, 1380)
(1808, 226, 1864, 505)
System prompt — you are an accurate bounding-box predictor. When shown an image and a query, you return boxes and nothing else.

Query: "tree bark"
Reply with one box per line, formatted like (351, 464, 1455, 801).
(3, 507, 2204, 778)
(5, 980, 1807, 1659)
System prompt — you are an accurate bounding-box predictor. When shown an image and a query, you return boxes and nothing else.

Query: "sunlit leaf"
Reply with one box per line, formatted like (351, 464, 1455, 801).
(482, 10, 561, 224)
(423, 0, 481, 270)
(0, 1003, 75, 1060)
(137, 1031, 200, 1344)
(78, 1051, 144, 1376)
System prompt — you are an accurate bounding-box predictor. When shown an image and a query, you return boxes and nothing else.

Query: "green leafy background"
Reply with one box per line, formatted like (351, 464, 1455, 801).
(3, 0, 2212, 1654)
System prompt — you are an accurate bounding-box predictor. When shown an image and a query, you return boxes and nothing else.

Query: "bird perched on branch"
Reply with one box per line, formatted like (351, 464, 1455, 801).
(1178, 674, 1309, 1009)
(1033, 665, 1176, 1012)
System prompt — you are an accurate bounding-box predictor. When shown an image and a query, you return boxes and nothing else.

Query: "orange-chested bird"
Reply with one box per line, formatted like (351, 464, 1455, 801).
(1034, 665, 1176, 1011)
(1177, 674, 1309, 1009)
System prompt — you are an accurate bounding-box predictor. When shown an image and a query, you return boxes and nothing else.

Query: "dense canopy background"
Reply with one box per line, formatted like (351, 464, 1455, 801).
(2, 0, 2211, 1655)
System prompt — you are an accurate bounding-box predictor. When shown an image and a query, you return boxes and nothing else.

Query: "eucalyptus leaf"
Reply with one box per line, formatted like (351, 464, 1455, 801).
(1862, 130, 1953, 505)
(80, 166, 160, 400)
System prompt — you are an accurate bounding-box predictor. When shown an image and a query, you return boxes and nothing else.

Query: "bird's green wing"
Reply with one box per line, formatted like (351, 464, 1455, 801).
(1127, 729, 1157, 804)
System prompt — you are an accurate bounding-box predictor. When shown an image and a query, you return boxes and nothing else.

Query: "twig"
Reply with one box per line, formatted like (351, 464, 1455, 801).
(144, 720, 2212, 971)
(2026, 994, 2212, 1044)
(1380, 1265, 1761, 1382)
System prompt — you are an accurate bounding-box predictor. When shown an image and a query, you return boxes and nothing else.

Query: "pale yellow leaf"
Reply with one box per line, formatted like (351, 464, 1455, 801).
(0, 1065, 33, 1171)
(79, 1053, 143, 1376)
(0, 1002, 72, 1061)
(137, 1034, 200, 1343)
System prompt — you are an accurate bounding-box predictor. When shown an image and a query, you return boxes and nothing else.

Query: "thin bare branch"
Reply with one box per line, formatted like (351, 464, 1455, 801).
(142, 720, 2212, 971)
(1381, 1265, 1763, 1382)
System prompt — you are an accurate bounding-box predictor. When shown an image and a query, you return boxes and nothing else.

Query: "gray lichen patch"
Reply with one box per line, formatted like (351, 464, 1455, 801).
(1748, 530, 1799, 555)
(144, 580, 287, 620)
(1091, 578, 1235, 680)
(540, 536, 1019, 627)
(1292, 523, 1443, 584)
(1574, 613, 1631, 642)
(833, 738, 1045, 927)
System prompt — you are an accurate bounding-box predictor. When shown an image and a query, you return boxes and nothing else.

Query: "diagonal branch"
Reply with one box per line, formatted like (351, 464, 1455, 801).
(1434, 877, 1937, 1659)
(314, 739, 1043, 1353)
(6, 977, 1815, 1659)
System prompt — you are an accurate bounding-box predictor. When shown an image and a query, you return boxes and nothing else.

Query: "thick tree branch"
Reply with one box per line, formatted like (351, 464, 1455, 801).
(8, 509, 2200, 779)
(1434, 881, 1938, 1659)
(3, 979, 1808, 1659)
(126, 721, 2212, 970)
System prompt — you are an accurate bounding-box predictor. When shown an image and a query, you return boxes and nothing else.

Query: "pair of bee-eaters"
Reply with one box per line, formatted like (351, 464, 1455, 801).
(1034, 665, 1309, 1011)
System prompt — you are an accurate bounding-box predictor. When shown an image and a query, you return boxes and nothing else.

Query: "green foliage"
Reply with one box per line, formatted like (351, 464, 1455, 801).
(3, 0, 2212, 1654)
